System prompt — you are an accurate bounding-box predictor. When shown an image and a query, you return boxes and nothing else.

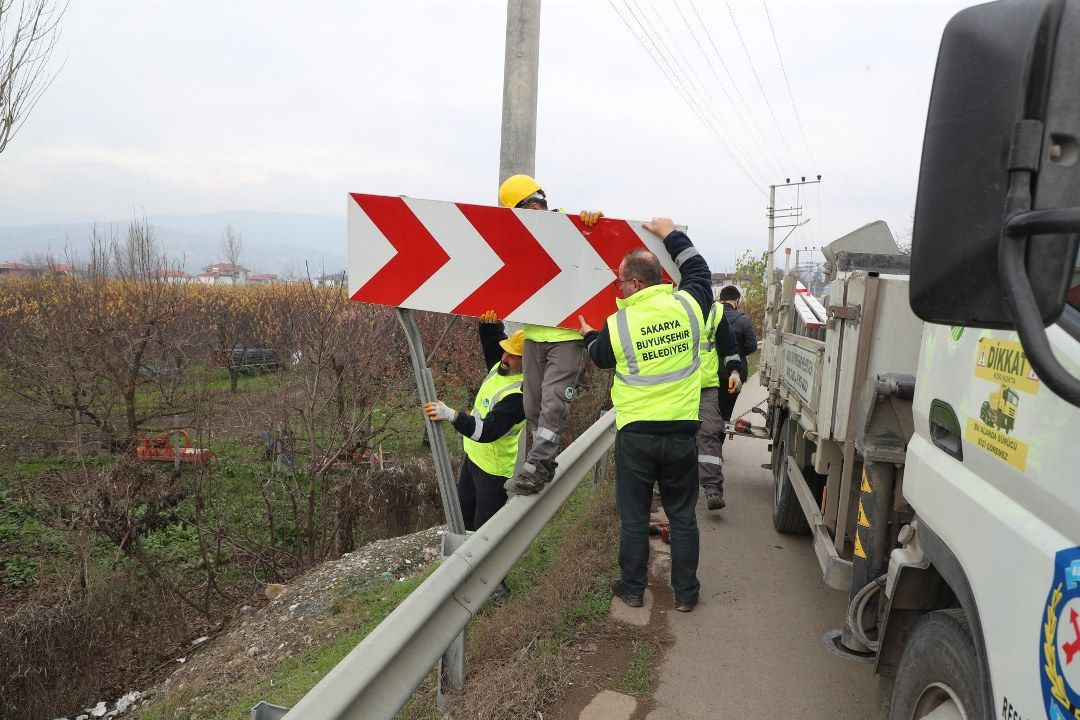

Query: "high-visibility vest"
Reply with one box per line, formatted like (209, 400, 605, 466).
(699, 302, 720, 389)
(606, 284, 704, 430)
(523, 324, 582, 343)
(462, 363, 525, 478)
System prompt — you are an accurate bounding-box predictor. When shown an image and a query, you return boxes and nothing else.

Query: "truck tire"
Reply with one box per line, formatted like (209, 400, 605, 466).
(889, 609, 988, 720)
(771, 423, 810, 535)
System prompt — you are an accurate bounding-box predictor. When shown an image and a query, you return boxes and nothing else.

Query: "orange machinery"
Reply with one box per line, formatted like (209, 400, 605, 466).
(135, 429, 215, 464)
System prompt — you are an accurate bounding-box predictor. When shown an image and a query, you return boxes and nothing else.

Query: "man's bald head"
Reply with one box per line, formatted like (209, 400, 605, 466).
(620, 248, 664, 287)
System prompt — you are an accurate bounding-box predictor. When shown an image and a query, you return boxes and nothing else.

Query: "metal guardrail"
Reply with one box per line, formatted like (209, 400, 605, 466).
(253, 408, 617, 720)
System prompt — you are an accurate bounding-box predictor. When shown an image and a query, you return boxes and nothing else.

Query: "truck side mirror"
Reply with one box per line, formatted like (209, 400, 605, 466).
(910, 0, 1080, 406)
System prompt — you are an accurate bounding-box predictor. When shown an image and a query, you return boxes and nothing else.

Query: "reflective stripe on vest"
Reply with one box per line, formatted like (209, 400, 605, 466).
(462, 363, 524, 478)
(699, 302, 720, 389)
(607, 285, 704, 430)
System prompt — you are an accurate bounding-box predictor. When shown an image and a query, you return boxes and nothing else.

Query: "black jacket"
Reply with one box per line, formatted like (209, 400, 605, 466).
(722, 303, 758, 381)
(451, 321, 526, 442)
(583, 230, 740, 434)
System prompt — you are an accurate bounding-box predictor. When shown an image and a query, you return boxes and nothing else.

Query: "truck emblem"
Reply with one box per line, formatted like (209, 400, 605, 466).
(1040, 548, 1080, 719)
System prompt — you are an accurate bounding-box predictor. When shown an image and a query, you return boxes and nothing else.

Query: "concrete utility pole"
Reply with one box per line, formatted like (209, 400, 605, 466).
(766, 184, 777, 293)
(766, 176, 821, 302)
(499, 0, 541, 183)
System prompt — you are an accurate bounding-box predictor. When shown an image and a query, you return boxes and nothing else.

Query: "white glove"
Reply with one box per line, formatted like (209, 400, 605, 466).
(727, 371, 742, 395)
(423, 400, 457, 422)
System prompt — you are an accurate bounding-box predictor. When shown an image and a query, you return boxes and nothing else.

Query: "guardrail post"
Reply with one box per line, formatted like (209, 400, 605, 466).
(438, 531, 468, 700)
(250, 701, 289, 720)
(592, 448, 609, 489)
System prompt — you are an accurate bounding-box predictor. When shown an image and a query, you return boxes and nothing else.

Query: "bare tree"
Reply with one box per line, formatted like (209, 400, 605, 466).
(219, 224, 243, 280)
(0, 0, 66, 155)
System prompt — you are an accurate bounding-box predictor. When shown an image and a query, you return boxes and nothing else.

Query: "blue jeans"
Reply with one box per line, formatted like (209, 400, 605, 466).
(614, 430, 701, 603)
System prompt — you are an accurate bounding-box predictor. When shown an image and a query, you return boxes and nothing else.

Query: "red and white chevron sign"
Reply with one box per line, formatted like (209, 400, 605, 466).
(347, 193, 681, 329)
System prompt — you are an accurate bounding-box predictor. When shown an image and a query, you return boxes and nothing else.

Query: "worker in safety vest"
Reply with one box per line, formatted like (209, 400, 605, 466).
(696, 296, 744, 511)
(578, 218, 734, 613)
(496, 174, 603, 495)
(423, 313, 526, 530)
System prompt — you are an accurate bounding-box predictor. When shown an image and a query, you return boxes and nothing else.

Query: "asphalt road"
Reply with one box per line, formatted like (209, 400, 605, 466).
(648, 380, 884, 720)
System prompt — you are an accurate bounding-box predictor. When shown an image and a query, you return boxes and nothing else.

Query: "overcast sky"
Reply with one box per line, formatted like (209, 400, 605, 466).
(0, 0, 976, 271)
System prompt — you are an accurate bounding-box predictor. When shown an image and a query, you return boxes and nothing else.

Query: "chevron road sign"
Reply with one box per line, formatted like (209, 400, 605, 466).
(347, 193, 683, 330)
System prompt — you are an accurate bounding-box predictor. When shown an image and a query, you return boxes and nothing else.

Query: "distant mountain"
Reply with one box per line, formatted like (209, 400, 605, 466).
(0, 211, 347, 277)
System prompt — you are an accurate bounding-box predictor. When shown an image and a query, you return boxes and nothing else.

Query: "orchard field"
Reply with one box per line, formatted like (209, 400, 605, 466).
(0, 222, 613, 718)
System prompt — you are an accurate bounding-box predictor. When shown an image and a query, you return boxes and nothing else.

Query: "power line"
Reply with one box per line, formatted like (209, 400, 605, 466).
(761, 0, 817, 172)
(686, 0, 791, 178)
(608, 0, 767, 195)
(672, 0, 786, 181)
(616, 0, 713, 134)
(723, 0, 801, 172)
(640, 0, 771, 185)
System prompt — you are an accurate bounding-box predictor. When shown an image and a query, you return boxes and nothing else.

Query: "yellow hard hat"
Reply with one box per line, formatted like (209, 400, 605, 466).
(498, 174, 543, 208)
(499, 329, 525, 356)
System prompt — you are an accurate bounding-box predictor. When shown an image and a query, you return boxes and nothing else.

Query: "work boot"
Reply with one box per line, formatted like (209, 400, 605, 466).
(609, 576, 644, 608)
(674, 592, 699, 613)
(706, 487, 726, 511)
(513, 461, 551, 495)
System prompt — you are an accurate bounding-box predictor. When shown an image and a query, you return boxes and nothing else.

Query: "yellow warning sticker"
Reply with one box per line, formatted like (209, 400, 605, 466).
(854, 531, 867, 559)
(857, 501, 871, 528)
(860, 470, 871, 494)
(974, 337, 1039, 394)
(964, 417, 1029, 471)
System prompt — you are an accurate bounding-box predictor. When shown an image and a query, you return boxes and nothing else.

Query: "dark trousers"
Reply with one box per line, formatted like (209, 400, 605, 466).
(457, 455, 509, 531)
(718, 387, 739, 421)
(614, 430, 700, 603)
(717, 387, 739, 466)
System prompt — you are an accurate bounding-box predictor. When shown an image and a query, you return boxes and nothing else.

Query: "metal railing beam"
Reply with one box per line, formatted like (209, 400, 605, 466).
(277, 408, 616, 720)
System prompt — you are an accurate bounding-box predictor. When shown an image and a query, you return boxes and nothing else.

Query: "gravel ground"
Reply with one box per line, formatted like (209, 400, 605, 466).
(116, 525, 447, 718)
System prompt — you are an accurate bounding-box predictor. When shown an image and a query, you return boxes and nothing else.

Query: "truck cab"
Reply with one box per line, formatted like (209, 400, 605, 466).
(760, 2, 1080, 718)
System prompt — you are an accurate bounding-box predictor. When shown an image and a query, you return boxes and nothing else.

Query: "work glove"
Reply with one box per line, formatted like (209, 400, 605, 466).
(479, 310, 499, 324)
(423, 400, 457, 422)
(727, 371, 742, 395)
(580, 210, 604, 227)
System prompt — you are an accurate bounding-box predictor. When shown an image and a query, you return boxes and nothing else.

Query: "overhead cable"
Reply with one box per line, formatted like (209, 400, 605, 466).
(762, 0, 818, 172)
(673, 0, 785, 181)
(609, 0, 768, 195)
(641, 0, 771, 185)
(687, 0, 791, 178)
(723, 0, 801, 172)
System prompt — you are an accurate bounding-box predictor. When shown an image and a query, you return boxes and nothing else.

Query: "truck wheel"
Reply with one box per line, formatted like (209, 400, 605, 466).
(889, 609, 988, 720)
(772, 423, 810, 535)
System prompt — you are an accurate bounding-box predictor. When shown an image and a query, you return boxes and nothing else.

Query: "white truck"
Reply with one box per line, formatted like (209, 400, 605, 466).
(757, 2, 1080, 718)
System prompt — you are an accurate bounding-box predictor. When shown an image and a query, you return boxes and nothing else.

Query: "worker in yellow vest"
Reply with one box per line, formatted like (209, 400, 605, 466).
(697, 299, 744, 511)
(423, 314, 526, 530)
(497, 174, 603, 495)
(578, 218, 736, 613)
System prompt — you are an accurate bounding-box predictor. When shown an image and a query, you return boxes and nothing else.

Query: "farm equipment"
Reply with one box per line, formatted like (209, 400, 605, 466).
(135, 429, 215, 464)
(213, 347, 284, 374)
